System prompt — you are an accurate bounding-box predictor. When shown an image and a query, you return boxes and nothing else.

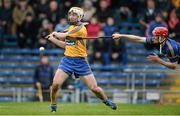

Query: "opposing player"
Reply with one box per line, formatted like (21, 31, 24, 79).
(48, 7, 117, 112)
(112, 27, 180, 69)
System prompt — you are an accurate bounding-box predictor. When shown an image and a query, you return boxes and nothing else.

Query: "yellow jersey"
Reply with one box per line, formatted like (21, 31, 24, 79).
(64, 24, 87, 57)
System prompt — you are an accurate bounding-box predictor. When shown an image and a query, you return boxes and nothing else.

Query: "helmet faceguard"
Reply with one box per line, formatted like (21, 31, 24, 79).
(68, 7, 84, 24)
(157, 36, 167, 44)
(152, 27, 169, 54)
(152, 27, 168, 44)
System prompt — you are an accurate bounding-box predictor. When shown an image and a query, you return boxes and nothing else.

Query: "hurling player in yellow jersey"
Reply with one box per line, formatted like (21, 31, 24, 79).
(48, 7, 117, 112)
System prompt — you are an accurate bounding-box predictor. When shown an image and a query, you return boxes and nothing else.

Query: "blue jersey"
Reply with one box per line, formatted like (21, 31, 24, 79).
(146, 37, 180, 63)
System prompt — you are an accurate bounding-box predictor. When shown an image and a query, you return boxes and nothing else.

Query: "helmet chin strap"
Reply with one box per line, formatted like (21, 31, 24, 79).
(68, 21, 78, 25)
(68, 17, 80, 25)
(158, 37, 167, 54)
(160, 44, 162, 54)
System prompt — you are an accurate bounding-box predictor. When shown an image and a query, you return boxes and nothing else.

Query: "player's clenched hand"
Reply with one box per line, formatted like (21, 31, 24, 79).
(147, 54, 161, 63)
(112, 33, 121, 39)
(48, 32, 60, 39)
(45, 32, 57, 40)
(47, 34, 54, 41)
(51, 32, 59, 37)
(47, 32, 68, 41)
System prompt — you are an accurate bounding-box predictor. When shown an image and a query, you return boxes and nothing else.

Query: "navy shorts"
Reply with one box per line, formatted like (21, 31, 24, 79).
(58, 56, 92, 78)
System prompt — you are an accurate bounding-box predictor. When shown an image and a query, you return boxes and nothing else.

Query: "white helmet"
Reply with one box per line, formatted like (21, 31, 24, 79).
(68, 7, 84, 22)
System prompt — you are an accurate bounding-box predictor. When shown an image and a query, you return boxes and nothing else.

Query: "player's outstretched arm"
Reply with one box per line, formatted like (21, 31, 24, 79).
(112, 33, 146, 43)
(147, 55, 178, 69)
(48, 34, 66, 49)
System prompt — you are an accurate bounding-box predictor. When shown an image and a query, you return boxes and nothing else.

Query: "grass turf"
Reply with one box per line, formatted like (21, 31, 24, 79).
(0, 102, 180, 115)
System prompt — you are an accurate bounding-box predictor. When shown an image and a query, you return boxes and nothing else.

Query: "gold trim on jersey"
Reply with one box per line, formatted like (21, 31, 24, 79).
(166, 41, 176, 58)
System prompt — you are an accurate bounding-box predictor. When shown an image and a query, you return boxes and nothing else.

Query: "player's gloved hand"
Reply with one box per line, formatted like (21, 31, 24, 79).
(112, 33, 121, 39)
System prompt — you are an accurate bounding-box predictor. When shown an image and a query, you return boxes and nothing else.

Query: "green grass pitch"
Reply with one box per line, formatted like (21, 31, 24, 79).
(0, 102, 180, 115)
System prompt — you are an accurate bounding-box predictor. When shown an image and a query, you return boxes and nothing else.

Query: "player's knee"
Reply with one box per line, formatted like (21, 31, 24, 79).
(52, 83, 59, 91)
(90, 86, 101, 93)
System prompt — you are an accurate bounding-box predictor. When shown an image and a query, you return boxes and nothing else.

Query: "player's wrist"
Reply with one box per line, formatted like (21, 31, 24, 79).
(157, 58, 164, 64)
(58, 33, 68, 39)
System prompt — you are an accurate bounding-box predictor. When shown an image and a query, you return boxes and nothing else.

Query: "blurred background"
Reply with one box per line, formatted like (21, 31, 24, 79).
(0, 0, 180, 104)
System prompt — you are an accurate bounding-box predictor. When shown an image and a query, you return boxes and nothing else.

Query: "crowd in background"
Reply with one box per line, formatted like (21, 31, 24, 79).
(0, 0, 180, 65)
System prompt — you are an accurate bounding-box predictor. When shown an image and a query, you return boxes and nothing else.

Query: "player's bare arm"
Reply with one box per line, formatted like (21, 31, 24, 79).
(147, 55, 178, 69)
(49, 32, 68, 41)
(112, 33, 146, 43)
(48, 34, 66, 48)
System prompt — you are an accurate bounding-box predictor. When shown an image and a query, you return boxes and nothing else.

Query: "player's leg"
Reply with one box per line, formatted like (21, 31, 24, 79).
(50, 69, 69, 112)
(73, 57, 117, 109)
(80, 74, 117, 110)
(80, 74, 107, 100)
